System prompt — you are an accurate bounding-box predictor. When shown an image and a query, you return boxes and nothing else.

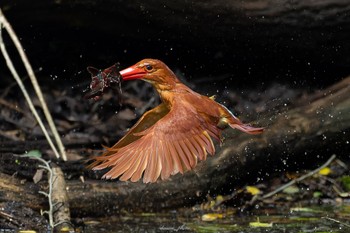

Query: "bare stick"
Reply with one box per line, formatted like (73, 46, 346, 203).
(262, 154, 336, 199)
(0, 9, 67, 160)
(0, 13, 60, 159)
(322, 217, 350, 228)
(51, 165, 74, 230)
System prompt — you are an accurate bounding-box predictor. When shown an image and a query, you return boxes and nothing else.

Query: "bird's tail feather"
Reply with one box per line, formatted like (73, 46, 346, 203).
(229, 122, 264, 135)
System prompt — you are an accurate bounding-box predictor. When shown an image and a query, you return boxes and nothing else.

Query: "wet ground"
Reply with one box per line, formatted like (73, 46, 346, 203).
(83, 204, 350, 233)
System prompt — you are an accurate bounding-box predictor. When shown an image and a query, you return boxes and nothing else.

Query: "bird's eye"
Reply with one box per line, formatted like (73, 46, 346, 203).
(145, 64, 153, 71)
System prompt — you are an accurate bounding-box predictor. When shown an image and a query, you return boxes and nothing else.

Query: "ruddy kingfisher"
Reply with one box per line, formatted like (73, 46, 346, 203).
(88, 59, 264, 183)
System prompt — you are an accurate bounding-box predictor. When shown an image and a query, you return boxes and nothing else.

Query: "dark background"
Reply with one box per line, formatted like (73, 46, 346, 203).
(1, 0, 350, 91)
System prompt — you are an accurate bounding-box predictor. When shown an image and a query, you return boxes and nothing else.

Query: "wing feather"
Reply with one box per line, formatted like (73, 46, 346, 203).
(100, 103, 169, 157)
(206, 124, 221, 142)
(183, 139, 198, 167)
(202, 131, 216, 155)
(166, 140, 183, 174)
(197, 132, 214, 155)
(91, 100, 222, 183)
(151, 140, 162, 182)
(119, 154, 142, 181)
(194, 135, 208, 160)
(188, 136, 205, 160)
(93, 149, 128, 169)
(159, 140, 172, 180)
(179, 140, 196, 168)
(173, 140, 191, 171)
(131, 148, 150, 182)
(143, 143, 156, 183)
(119, 140, 148, 181)
(102, 151, 133, 179)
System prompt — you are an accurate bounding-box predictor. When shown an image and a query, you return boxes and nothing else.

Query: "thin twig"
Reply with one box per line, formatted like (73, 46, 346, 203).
(20, 154, 73, 231)
(0, 8, 67, 160)
(20, 155, 55, 228)
(322, 217, 350, 228)
(0, 10, 60, 159)
(262, 154, 336, 199)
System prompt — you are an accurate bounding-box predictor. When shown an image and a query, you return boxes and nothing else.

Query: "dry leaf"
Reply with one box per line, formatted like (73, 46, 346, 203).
(33, 169, 44, 184)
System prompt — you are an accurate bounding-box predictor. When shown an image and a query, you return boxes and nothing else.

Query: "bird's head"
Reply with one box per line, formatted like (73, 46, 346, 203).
(119, 59, 180, 89)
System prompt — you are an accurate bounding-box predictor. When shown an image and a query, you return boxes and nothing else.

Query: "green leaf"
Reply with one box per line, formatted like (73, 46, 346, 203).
(26, 150, 42, 158)
(313, 191, 322, 198)
(340, 176, 350, 191)
(283, 185, 300, 194)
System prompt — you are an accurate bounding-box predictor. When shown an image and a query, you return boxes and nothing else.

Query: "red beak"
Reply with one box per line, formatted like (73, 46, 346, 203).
(119, 65, 146, 81)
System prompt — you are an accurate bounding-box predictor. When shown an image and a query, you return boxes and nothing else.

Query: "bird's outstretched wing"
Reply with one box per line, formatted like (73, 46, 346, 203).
(91, 102, 219, 183)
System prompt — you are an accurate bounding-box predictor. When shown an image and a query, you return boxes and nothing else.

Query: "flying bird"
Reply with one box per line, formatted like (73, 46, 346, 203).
(89, 59, 264, 183)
